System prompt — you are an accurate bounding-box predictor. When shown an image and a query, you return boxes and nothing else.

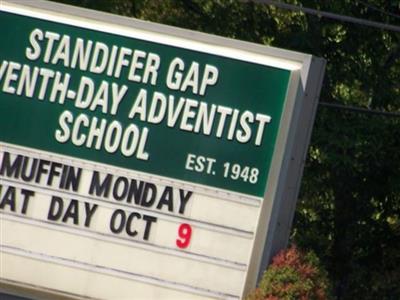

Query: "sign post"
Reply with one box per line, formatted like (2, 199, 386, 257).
(0, 0, 325, 299)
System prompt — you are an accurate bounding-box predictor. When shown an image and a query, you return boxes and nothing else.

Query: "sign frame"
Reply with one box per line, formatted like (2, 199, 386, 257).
(0, 0, 325, 299)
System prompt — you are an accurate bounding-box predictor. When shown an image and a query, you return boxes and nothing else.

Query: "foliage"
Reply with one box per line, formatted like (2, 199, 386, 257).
(245, 245, 332, 300)
(294, 108, 400, 299)
(49, 0, 400, 298)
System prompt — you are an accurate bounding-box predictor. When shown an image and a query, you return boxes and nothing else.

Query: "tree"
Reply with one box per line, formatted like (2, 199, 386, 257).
(246, 245, 332, 300)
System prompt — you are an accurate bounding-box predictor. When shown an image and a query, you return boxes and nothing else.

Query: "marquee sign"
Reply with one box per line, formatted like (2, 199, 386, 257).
(0, 0, 325, 299)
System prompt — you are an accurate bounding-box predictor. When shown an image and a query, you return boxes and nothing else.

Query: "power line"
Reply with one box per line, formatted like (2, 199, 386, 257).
(246, 0, 400, 32)
(319, 102, 400, 118)
(240, 0, 400, 118)
(356, 0, 400, 21)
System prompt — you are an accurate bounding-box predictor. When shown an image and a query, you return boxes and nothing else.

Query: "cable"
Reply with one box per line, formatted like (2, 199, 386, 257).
(318, 102, 400, 118)
(244, 0, 400, 32)
(238, 0, 400, 117)
(356, 0, 400, 21)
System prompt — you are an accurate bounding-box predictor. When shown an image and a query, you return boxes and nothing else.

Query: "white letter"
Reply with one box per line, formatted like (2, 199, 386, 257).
(50, 71, 70, 104)
(167, 95, 185, 128)
(72, 113, 89, 146)
(181, 62, 199, 94)
(55, 110, 73, 143)
(200, 64, 218, 96)
(17, 65, 39, 98)
(0, 61, 9, 81)
(90, 42, 109, 74)
(2, 62, 21, 94)
(111, 83, 128, 115)
(104, 121, 122, 153)
(38, 68, 55, 100)
(236, 111, 254, 143)
(121, 124, 139, 157)
(128, 50, 146, 82)
(44, 31, 60, 63)
(75, 76, 94, 109)
(90, 81, 109, 113)
(254, 114, 271, 146)
(166, 57, 184, 90)
(148, 92, 166, 124)
(86, 117, 107, 149)
(129, 88, 147, 120)
(185, 154, 196, 170)
(194, 102, 216, 135)
(71, 38, 93, 71)
(215, 106, 232, 138)
(114, 47, 132, 78)
(143, 52, 160, 85)
(227, 109, 240, 140)
(52, 35, 70, 67)
(180, 98, 198, 131)
(26, 28, 43, 61)
(106, 45, 118, 76)
(136, 127, 149, 161)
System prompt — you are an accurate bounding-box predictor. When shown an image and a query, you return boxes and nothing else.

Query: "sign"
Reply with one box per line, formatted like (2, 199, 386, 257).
(0, 0, 325, 299)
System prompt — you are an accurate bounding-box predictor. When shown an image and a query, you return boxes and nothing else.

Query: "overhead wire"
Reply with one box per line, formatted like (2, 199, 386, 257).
(356, 0, 400, 21)
(244, 0, 400, 32)
(241, 0, 400, 117)
(319, 102, 400, 118)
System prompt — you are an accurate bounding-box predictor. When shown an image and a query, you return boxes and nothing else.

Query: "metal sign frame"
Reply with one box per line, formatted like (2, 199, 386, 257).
(0, 0, 325, 299)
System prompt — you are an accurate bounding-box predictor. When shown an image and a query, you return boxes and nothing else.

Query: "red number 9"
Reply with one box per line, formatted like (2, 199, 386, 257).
(176, 223, 192, 249)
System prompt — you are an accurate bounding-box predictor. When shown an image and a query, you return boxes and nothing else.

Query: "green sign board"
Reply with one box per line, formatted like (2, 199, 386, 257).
(0, 9, 291, 198)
